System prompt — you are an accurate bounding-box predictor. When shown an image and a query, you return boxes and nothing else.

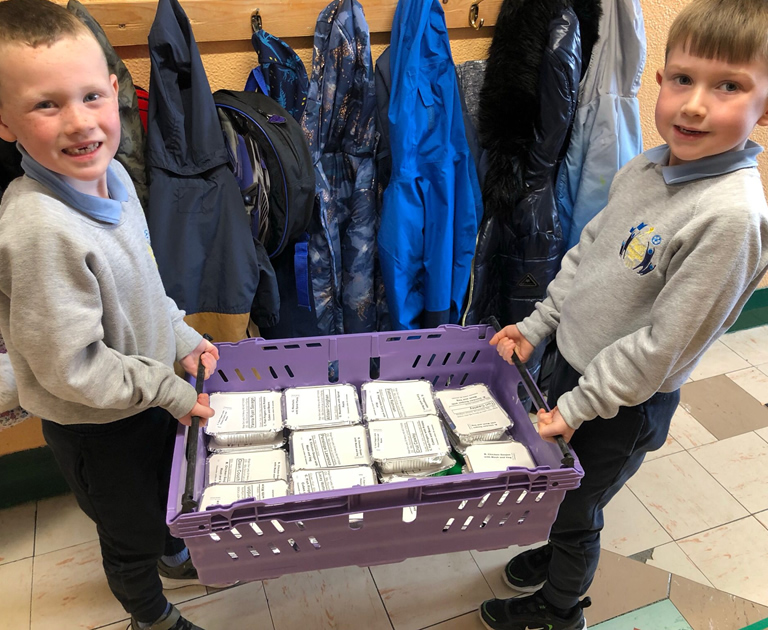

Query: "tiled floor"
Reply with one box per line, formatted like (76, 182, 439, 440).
(3, 327, 768, 630)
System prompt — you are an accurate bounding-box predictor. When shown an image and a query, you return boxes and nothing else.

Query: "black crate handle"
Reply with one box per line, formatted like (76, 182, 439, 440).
(485, 317, 574, 469)
(182, 333, 213, 513)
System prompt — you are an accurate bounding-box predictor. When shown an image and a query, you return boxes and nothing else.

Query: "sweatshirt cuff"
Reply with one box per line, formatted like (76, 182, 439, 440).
(554, 389, 594, 431)
(174, 325, 203, 363)
(517, 318, 551, 349)
(164, 378, 199, 419)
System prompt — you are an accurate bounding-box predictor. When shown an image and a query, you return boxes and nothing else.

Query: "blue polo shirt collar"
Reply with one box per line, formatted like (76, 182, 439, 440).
(644, 140, 762, 184)
(18, 144, 127, 224)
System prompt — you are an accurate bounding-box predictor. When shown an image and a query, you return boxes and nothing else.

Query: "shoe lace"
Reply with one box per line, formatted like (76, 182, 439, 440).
(171, 617, 195, 630)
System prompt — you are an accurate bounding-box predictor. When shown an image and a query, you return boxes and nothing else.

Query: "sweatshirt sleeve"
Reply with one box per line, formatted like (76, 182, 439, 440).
(517, 208, 603, 347)
(557, 200, 768, 430)
(6, 222, 197, 420)
(166, 297, 203, 362)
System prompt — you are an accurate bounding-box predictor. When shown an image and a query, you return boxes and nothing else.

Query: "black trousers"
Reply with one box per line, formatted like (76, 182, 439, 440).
(42, 408, 186, 623)
(539, 352, 680, 609)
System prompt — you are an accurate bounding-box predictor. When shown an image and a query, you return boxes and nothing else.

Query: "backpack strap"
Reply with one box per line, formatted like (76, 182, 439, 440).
(245, 66, 270, 96)
(294, 233, 311, 310)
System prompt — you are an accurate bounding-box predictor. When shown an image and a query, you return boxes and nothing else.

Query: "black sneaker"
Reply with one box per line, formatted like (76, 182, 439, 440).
(503, 544, 553, 593)
(479, 591, 591, 630)
(129, 604, 205, 630)
(157, 556, 237, 590)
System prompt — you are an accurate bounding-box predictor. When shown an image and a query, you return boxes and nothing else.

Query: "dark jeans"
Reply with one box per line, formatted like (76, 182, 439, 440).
(42, 408, 186, 623)
(539, 352, 680, 609)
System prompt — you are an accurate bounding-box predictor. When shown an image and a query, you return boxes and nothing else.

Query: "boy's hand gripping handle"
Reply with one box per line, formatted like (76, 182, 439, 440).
(182, 334, 213, 513)
(486, 316, 575, 468)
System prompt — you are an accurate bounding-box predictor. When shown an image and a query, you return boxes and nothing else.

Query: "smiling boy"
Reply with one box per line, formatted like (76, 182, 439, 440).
(482, 1, 768, 629)
(0, 1, 218, 629)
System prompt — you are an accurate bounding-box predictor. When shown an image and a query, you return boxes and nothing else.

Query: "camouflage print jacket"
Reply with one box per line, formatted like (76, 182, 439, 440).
(302, 0, 378, 335)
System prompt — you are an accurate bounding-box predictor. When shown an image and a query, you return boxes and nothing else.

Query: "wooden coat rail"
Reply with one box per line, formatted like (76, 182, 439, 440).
(71, 0, 502, 47)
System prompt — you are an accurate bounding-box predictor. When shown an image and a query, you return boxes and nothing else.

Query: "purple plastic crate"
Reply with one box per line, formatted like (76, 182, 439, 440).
(166, 325, 583, 585)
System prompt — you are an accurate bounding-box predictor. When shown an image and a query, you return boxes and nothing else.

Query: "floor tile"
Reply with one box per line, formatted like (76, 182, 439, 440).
(678, 517, 768, 606)
(31, 540, 126, 630)
(645, 433, 685, 462)
(423, 611, 487, 630)
(668, 406, 717, 450)
(757, 427, 768, 443)
(470, 543, 544, 598)
(371, 552, 494, 630)
(0, 501, 36, 565)
(265, 566, 391, 630)
(689, 341, 750, 381)
(600, 486, 672, 556)
(591, 599, 693, 630)
(727, 367, 768, 405)
(175, 582, 272, 630)
(689, 432, 768, 513)
(0, 557, 33, 629)
(585, 550, 670, 625)
(670, 574, 768, 630)
(626, 451, 748, 539)
(757, 511, 768, 530)
(680, 376, 768, 440)
(35, 494, 98, 556)
(720, 327, 768, 366)
(642, 542, 712, 587)
(30, 540, 206, 630)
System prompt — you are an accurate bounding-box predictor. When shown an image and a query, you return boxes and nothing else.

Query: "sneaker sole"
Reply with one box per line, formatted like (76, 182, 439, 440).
(501, 571, 546, 594)
(479, 610, 588, 630)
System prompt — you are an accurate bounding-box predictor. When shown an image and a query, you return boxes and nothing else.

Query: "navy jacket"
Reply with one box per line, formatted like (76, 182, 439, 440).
(145, 0, 278, 341)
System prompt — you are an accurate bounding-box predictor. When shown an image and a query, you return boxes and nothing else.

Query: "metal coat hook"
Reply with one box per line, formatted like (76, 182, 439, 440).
(469, 0, 485, 30)
(251, 9, 262, 33)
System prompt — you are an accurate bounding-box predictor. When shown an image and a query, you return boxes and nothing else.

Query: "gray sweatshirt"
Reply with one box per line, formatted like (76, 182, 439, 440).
(0, 161, 202, 424)
(518, 146, 768, 429)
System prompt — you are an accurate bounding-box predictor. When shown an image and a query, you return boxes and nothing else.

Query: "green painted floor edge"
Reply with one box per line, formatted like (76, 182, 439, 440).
(742, 618, 768, 630)
(730, 287, 768, 332)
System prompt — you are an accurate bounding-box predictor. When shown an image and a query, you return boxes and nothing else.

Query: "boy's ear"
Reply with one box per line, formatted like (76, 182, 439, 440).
(0, 111, 18, 144)
(757, 97, 768, 127)
(110, 74, 118, 99)
(656, 69, 663, 86)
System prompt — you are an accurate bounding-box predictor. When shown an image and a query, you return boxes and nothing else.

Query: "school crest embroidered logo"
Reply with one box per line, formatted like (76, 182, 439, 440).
(619, 222, 661, 276)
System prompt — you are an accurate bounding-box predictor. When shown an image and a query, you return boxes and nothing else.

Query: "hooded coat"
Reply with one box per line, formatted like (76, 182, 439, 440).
(301, 0, 378, 335)
(557, 0, 646, 249)
(463, 0, 602, 329)
(378, 0, 483, 330)
(145, 0, 278, 342)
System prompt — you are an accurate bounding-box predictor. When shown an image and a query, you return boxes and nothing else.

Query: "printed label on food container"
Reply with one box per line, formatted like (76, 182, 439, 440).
(363, 380, 437, 419)
(370, 415, 446, 457)
(200, 480, 288, 509)
(436, 384, 512, 433)
(292, 467, 376, 495)
(206, 391, 283, 432)
(207, 449, 288, 484)
(290, 425, 371, 470)
(464, 441, 536, 473)
(284, 384, 360, 428)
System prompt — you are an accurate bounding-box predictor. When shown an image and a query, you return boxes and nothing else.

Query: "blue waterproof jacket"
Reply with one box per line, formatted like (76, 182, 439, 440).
(302, 0, 378, 335)
(557, 0, 645, 249)
(378, 0, 483, 330)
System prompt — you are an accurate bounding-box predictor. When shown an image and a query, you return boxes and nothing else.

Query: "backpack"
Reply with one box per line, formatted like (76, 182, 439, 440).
(214, 89, 314, 259)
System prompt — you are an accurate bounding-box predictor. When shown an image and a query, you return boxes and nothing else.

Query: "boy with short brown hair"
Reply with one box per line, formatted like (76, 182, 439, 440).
(0, 1, 218, 628)
(482, 1, 768, 628)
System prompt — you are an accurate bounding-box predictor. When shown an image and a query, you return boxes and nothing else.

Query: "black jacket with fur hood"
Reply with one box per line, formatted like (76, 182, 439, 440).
(463, 0, 602, 329)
